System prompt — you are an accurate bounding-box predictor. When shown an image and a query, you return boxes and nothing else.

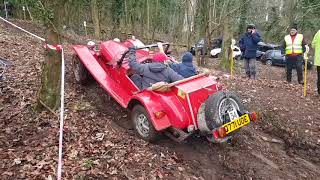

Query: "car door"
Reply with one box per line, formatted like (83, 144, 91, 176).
(273, 51, 284, 65)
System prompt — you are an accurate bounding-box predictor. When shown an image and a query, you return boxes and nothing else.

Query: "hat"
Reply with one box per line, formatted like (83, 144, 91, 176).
(290, 23, 298, 30)
(182, 52, 193, 63)
(153, 52, 169, 62)
(113, 38, 120, 42)
(247, 24, 256, 29)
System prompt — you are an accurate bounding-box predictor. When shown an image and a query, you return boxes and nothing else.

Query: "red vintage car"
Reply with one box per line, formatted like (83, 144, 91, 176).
(72, 38, 257, 143)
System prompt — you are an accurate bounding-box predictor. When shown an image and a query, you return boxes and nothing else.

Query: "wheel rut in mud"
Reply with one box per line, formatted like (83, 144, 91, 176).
(79, 81, 320, 179)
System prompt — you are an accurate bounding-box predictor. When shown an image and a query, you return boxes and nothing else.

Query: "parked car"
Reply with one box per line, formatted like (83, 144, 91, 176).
(189, 38, 222, 56)
(210, 46, 242, 60)
(72, 38, 257, 143)
(261, 50, 313, 69)
(256, 42, 280, 60)
(190, 39, 205, 56)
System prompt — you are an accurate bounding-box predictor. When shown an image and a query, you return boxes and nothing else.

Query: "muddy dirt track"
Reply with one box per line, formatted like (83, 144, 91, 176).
(0, 20, 319, 179)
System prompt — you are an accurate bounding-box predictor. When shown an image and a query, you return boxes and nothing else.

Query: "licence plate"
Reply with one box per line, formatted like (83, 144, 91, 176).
(228, 109, 239, 121)
(223, 114, 250, 134)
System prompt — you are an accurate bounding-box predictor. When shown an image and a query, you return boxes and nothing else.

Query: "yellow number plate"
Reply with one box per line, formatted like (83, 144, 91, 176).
(223, 114, 250, 134)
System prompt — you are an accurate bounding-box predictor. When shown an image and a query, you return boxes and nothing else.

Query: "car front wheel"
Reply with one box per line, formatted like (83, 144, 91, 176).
(72, 55, 92, 85)
(266, 59, 273, 66)
(131, 105, 160, 142)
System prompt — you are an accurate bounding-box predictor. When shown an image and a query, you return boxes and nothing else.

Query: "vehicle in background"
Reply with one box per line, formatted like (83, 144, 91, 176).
(256, 42, 280, 60)
(260, 50, 313, 69)
(189, 38, 222, 56)
(210, 46, 242, 60)
(190, 39, 205, 56)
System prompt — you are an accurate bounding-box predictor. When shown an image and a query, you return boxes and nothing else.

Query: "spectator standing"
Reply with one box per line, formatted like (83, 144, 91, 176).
(312, 30, 320, 94)
(239, 24, 261, 80)
(281, 24, 306, 84)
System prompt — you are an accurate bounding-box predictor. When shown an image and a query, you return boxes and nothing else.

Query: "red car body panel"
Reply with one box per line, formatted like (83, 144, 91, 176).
(73, 39, 219, 131)
(73, 45, 133, 107)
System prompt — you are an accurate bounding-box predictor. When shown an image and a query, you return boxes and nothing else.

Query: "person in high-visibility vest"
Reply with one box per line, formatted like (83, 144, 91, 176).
(281, 23, 307, 84)
(312, 29, 320, 95)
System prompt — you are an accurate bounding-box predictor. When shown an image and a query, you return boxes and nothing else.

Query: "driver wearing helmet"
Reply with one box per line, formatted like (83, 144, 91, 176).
(113, 38, 121, 42)
(128, 48, 183, 90)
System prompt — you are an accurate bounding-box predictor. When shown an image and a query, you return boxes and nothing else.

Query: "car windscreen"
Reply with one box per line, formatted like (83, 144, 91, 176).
(273, 51, 283, 58)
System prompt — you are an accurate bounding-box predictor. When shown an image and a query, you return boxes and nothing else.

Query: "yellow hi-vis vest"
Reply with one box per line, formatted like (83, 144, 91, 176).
(284, 34, 303, 55)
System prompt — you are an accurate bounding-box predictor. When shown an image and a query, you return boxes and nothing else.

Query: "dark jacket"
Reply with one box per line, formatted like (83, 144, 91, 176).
(239, 32, 261, 59)
(128, 48, 183, 89)
(280, 34, 306, 56)
(170, 52, 197, 78)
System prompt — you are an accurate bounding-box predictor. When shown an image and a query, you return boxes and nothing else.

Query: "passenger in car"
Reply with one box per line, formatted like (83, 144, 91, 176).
(128, 48, 184, 90)
(169, 52, 197, 78)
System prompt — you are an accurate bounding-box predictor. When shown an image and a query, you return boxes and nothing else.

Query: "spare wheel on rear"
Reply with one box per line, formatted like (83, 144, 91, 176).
(197, 91, 246, 133)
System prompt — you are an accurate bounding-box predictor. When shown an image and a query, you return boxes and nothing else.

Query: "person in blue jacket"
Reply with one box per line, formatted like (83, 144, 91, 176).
(170, 52, 197, 78)
(128, 48, 183, 90)
(239, 24, 262, 80)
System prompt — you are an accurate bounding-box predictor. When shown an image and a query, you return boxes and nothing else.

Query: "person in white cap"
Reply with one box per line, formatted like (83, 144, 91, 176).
(113, 38, 120, 42)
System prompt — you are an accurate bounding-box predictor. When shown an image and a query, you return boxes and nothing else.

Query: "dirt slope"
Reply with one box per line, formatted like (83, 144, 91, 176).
(1, 20, 319, 179)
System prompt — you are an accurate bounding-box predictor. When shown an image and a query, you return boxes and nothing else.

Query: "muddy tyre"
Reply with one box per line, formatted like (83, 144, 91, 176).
(72, 55, 92, 85)
(204, 91, 246, 130)
(131, 105, 160, 142)
(266, 59, 272, 66)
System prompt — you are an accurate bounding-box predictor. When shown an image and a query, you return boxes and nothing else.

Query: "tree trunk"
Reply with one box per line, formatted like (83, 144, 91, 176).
(219, 0, 233, 70)
(91, 0, 100, 39)
(151, 0, 159, 42)
(197, 0, 209, 67)
(37, 0, 64, 111)
(287, 0, 297, 27)
(124, 0, 128, 34)
(238, 0, 249, 37)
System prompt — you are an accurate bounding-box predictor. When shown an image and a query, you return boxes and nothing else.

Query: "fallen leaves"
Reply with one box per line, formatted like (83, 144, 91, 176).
(2, 19, 320, 180)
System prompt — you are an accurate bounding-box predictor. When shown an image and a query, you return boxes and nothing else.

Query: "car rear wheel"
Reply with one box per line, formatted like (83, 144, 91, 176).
(131, 105, 160, 142)
(199, 91, 246, 143)
(266, 59, 272, 66)
(72, 55, 92, 85)
(204, 91, 245, 130)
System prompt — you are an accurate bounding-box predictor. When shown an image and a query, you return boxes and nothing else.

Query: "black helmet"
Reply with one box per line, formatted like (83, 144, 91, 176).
(247, 24, 256, 29)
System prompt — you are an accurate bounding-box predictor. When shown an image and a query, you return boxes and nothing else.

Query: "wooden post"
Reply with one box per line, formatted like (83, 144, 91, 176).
(83, 21, 87, 37)
(4, 1, 8, 19)
(230, 39, 235, 78)
(303, 45, 310, 97)
(23, 6, 26, 20)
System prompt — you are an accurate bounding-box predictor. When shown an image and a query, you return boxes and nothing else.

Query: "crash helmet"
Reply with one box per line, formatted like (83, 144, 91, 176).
(113, 38, 120, 42)
(87, 41, 96, 50)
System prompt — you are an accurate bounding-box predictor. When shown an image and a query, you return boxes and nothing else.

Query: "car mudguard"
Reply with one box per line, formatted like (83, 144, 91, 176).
(73, 45, 130, 107)
(130, 91, 171, 131)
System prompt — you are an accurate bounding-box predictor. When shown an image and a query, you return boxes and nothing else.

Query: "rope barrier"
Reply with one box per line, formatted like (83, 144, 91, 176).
(0, 17, 65, 180)
(0, 16, 45, 42)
